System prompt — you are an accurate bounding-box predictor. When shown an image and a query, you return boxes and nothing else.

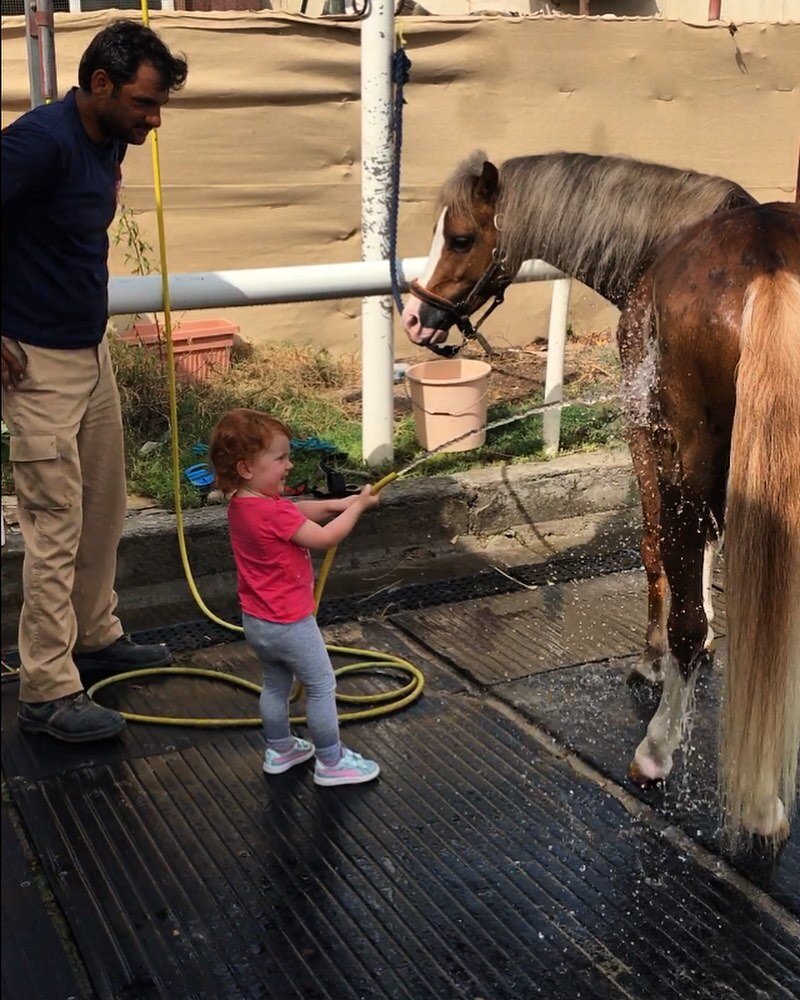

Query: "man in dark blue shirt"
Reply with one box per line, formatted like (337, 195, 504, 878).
(1, 21, 188, 742)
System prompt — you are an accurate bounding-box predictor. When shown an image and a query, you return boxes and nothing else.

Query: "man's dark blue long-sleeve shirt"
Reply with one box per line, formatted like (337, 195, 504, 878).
(2, 88, 126, 349)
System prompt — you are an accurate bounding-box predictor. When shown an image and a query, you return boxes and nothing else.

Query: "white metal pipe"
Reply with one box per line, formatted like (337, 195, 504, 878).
(542, 278, 572, 456)
(360, 0, 395, 465)
(107, 257, 564, 316)
(24, 0, 43, 108)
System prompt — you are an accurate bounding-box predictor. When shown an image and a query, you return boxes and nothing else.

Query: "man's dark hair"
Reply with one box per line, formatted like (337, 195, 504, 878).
(78, 20, 188, 94)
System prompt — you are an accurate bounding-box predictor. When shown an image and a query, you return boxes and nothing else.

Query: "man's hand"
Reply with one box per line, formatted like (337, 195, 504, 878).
(1, 338, 27, 389)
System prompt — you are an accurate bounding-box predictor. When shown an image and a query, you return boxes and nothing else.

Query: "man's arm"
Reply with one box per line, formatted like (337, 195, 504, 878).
(1, 121, 62, 218)
(1, 121, 62, 387)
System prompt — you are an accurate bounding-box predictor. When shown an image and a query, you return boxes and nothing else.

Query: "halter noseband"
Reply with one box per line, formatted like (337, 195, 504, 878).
(409, 241, 511, 359)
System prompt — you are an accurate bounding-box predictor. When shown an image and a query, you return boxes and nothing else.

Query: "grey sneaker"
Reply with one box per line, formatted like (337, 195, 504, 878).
(262, 736, 315, 775)
(313, 747, 380, 787)
(18, 692, 126, 742)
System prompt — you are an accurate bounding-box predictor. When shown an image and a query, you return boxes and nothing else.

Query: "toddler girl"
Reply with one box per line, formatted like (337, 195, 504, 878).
(209, 408, 381, 786)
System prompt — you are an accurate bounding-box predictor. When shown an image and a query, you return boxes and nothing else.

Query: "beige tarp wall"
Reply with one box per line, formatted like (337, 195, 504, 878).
(2, 12, 798, 354)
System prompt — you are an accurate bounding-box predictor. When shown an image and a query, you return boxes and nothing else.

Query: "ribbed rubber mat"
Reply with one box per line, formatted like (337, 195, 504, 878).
(1, 625, 455, 785)
(7, 694, 800, 1000)
(393, 570, 658, 684)
(393, 568, 727, 689)
(2, 803, 86, 1000)
(501, 651, 800, 919)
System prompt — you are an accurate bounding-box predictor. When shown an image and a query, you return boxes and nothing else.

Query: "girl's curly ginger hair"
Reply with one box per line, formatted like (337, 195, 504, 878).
(209, 408, 292, 493)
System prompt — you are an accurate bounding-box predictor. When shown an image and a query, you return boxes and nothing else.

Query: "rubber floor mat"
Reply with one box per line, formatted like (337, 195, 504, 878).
(500, 651, 800, 918)
(1, 624, 455, 786)
(392, 569, 719, 685)
(2, 802, 86, 1000)
(5, 688, 799, 1000)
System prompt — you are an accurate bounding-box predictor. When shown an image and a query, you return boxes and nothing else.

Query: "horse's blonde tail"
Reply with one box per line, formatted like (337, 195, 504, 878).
(723, 269, 800, 845)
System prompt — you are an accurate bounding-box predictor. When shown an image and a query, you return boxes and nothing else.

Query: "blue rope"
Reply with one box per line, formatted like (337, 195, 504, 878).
(389, 46, 411, 316)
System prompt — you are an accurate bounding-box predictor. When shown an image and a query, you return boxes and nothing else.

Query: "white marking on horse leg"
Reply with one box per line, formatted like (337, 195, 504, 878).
(702, 537, 720, 649)
(631, 652, 697, 782)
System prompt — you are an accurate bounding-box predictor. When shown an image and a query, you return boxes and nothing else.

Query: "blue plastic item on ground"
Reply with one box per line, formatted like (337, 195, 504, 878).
(184, 462, 215, 489)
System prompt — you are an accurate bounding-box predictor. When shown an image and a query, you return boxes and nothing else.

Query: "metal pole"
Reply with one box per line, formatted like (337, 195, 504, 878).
(542, 278, 572, 456)
(107, 256, 564, 316)
(24, 0, 43, 108)
(37, 0, 58, 103)
(360, 0, 395, 466)
(24, 0, 57, 108)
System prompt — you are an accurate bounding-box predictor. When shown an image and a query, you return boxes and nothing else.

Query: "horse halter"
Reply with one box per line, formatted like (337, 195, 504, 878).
(409, 245, 511, 359)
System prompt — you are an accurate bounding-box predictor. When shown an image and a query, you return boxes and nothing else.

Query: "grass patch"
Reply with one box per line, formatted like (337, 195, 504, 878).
(114, 336, 622, 510)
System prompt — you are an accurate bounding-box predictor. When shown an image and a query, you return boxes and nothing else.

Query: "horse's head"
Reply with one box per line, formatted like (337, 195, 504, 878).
(403, 155, 504, 349)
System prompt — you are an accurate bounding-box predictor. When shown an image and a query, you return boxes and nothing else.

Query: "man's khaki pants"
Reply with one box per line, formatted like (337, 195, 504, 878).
(2, 338, 127, 703)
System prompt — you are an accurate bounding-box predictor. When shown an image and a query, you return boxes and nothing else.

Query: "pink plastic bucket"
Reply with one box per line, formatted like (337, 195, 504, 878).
(405, 359, 492, 452)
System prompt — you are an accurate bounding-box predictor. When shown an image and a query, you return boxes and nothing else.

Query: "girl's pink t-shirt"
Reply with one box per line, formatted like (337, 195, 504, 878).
(227, 494, 315, 623)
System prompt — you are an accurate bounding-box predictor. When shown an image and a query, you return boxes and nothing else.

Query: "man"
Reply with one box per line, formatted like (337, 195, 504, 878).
(1, 21, 188, 742)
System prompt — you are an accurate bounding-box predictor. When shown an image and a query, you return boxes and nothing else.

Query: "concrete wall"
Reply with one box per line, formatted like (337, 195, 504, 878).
(1, 451, 641, 641)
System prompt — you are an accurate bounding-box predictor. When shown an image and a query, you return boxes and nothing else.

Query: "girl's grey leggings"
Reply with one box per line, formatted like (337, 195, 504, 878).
(242, 612, 340, 758)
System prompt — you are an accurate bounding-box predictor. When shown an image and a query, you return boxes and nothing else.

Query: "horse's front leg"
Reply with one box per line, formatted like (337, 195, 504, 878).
(617, 291, 668, 685)
(626, 427, 668, 684)
(630, 484, 708, 784)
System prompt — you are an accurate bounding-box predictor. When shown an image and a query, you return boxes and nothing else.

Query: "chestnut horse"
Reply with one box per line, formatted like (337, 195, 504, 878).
(402, 151, 800, 845)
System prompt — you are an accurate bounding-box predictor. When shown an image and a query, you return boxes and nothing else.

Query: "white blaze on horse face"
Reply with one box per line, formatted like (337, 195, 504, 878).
(631, 653, 698, 782)
(403, 209, 448, 344)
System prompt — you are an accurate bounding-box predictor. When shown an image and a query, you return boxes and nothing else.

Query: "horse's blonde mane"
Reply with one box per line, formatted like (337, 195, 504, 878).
(442, 151, 756, 305)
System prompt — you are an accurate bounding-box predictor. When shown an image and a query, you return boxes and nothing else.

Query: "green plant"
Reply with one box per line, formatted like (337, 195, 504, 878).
(112, 198, 157, 277)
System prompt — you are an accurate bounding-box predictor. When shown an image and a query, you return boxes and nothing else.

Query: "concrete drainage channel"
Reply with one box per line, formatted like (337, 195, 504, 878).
(1, 448, 642, 646)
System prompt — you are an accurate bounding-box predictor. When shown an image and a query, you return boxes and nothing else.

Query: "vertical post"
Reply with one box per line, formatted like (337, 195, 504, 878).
(542, 278, 572, 457)
(24, 0, 43, 108)
(24, 0, 57, 108)
(360, 0, 395, 466)
(708, 1, 722, 19)
(37, 0, 57, 102)
(68, 0, 81, 12)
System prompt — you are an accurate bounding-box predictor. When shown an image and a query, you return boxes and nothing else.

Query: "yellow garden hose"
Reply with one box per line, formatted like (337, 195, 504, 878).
(87, 4, 425, 727)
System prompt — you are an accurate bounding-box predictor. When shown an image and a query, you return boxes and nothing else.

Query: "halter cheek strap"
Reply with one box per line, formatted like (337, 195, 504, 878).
(409, 250, 511, 358)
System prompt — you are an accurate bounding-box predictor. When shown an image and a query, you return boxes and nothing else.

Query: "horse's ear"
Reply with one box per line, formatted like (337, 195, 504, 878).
(475, 161, 500, 204)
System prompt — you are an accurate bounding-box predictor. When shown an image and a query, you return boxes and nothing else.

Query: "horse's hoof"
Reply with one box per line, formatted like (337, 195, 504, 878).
(627, 662, 663, 687)
(628, 755, 667, 786)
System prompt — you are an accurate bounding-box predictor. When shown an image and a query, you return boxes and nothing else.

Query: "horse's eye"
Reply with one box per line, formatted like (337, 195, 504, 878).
(450, 236, 474, 253)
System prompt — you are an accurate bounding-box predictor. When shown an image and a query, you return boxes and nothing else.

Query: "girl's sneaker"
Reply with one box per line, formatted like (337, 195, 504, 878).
(313, 747, 380, 787)
(263, 736, 315, 774)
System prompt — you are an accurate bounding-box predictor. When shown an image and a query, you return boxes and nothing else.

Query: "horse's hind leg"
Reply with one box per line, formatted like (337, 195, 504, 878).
(630, 481, 709, 784)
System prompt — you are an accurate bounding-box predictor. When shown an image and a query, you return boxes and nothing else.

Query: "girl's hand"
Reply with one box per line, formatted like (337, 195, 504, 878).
(358, 484, 381, 510)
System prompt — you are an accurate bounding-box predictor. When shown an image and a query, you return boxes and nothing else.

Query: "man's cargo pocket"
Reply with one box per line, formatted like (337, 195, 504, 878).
(8, 434, 72, 510)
